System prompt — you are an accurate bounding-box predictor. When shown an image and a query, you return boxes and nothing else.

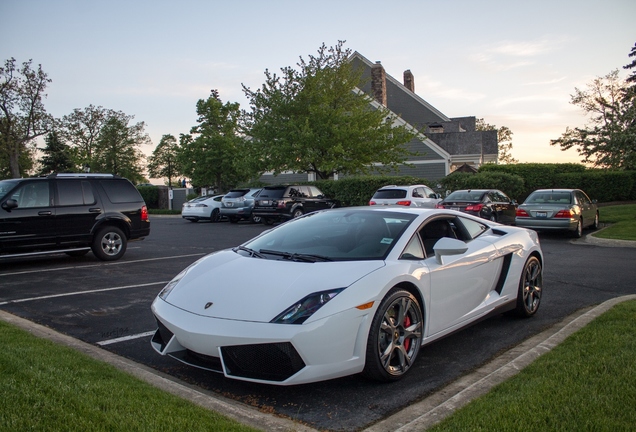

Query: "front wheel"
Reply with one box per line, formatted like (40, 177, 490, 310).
(363, 288, 423, 382)
(210, 208, 220, 223)
(513, 256, 542, 317)
(92, 226, 127, 261)
(292, 208, 304, 218)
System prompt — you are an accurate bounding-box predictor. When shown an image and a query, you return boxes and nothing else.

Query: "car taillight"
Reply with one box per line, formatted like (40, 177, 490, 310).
(141, 205, 148, 221)
(396, 200, 412, 206)
(435, 203, 445, 209)
(369, 201, 376, 205)
(277, 200, 286, 209)
(466, 203, 483, 212)
(516, 208, 529, 217)
(554, 209, 574, 218)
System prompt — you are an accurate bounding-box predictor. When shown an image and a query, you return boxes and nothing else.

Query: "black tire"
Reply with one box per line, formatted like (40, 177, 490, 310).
(251, 214, 262, 224)
(572, 219, 583, 238)
(363, 288, 423, 382)
(513, 256, 542, 317)
(263, 218, 273, 225)
(210, 208, 220, 223)
(91, 226, 127, 261)
(229, 216, 239, 224)
(489, 214, 497, 222)
(292, 208, 304, 218)
(591, 212, 599, 230)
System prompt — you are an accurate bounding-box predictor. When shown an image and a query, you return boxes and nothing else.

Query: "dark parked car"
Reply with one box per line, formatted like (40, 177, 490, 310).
(515, 188, 599, 237)
(220, 188, 262, 223)
(0, 173, 150, 261)
(436, 189, 517, 225)
(252, 185, 338, 225)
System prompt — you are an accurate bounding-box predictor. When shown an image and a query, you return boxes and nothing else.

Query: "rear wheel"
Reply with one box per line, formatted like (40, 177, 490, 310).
(263, 218, 273, 225)
(251, 214, 262, 224)
(513, 256, 542, 317)
(363, 288, 423, 382)
(229, 216, 239, 223)
(92, 226, 127, 261)
(591, 212, 599, 230)
(572, 219, 583, 238)
(210, 208, 220, 223)
(292, 208, 304, 218)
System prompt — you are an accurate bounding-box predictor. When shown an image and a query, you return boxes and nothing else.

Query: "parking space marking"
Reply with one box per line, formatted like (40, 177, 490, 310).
(0, 281, 168, 306)
(0, 253, 206, 277)
(97, 330, 156, 346)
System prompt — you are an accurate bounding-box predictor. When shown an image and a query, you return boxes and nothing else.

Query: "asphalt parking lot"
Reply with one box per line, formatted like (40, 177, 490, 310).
(1, 216, 636, 431)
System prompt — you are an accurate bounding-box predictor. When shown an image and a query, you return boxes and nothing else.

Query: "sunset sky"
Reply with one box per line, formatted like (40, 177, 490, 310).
(2, 0, 635, 168)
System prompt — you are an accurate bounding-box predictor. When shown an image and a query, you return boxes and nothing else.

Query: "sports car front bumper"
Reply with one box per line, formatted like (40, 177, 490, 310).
(151, 297, 372, 385)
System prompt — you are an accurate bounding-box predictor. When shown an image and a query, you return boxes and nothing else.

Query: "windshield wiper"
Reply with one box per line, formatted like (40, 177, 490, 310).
(234, 245, 266, 259)
(259, 249, 332, 262)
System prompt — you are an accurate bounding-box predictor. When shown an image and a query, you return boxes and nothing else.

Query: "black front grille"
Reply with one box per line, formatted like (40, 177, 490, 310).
(152, 318, 174, 352)
(169, 350, 223, 373)
(221, 342, 305, 382)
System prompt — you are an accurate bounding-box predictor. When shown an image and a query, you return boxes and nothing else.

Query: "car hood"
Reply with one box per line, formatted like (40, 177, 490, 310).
(163, 250, 384, 322)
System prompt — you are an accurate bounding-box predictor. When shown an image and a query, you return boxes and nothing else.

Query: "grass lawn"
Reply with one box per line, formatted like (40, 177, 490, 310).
(0, 320, 258, 432)
(596, 204, 636, 240)
(429, 300, 636, 431)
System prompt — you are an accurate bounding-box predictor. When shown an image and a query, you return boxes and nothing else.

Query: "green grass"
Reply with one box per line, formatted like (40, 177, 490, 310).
(429, 300, 636, 431)
(0, 321, 258, 432)
(596, 204, 636, 240)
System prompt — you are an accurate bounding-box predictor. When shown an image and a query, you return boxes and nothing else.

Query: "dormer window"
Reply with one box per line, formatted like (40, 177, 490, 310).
(428, 124, 444, 133)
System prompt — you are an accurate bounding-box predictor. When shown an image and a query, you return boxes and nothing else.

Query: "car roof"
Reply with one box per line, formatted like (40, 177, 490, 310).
(378, 184, 428, 190)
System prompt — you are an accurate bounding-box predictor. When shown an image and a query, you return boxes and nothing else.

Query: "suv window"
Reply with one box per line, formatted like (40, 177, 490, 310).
(259, 187, 286, 198)
(13, 181, 50, 208)
(373, 189, 407, 199)
(100, 180, 143, 203)
(57, 180, 96, 206)
(225, 189, 250, 198)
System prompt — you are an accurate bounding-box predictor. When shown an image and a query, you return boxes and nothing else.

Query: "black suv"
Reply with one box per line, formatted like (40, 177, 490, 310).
(0, 173, 150, 261)
(252, 185, 338, 225)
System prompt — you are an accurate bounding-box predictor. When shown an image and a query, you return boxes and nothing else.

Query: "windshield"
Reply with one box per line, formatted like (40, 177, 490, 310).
(526, 192, 572, 204)
(242, 209, 417, 261)
(445, 191, 485, 202)
(0, 180, 19, 201)
(372, 189, 407, 199)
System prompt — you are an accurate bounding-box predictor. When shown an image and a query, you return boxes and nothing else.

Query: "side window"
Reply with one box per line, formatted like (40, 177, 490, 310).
(15, 182, 50, 208)
(298, 186, 310, 198)
(412, 188, 423, 198)
(456, 216, 488, 240)
(308, 186, 323, 197)
(400, 235, 425, 260)
(424, 187, 435, 198)
(57, 180, 96, 206)
(100, 180, 142, 203)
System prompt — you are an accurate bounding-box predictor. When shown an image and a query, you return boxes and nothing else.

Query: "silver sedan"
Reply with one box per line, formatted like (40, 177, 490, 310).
(515, 189, 599, 237)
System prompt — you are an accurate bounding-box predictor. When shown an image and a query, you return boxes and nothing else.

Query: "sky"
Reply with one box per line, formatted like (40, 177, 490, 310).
(2, 0, 635, 174)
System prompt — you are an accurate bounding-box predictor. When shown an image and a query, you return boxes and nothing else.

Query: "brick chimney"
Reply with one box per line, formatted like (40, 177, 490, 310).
(371, 61, 387, 106)
(403, 69, 414, 92)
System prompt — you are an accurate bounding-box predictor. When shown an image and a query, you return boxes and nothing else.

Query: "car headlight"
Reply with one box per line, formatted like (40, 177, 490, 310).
(271, 288, 344, 324)
(158, 267, 189, 300)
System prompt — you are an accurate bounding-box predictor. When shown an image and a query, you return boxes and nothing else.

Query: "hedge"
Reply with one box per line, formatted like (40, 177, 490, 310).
(137, 186, 159, 208)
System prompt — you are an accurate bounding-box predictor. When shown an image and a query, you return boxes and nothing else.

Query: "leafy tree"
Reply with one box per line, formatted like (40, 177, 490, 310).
(147, 134, 182, 186)
(59, 105, 131, 169)
(476, 118, 518, 164)
(550, 69, 635, 170)
(242, 41, 417, 179)
(177, 90, 248, 191)
(92, 116, 148, 183)
(0, 58, 53, 178)
(38, 130, 77, 174)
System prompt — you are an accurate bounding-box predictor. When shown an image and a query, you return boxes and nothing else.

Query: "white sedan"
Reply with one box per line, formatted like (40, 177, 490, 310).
(152, 207, 543, 385)
(181, 194, 224, 223)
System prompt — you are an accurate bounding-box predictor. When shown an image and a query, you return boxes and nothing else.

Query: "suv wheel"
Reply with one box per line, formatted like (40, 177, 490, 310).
(292, 208, 304, 218)
(92, 226, 127, 261)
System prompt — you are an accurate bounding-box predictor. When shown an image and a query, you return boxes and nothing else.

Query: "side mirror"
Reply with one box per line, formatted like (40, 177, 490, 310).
(1, 199, 18, 211)
(433, 237, 468, 265)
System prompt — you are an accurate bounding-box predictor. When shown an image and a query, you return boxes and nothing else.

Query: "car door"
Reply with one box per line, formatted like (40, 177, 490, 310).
(54, 179, 102, 246)
(0, 180, 56, 252)
(422, 217, 502, 335)
(307, 186, 333, 211)
(575, 190, 595, 228)
(493, 190, 515, 224)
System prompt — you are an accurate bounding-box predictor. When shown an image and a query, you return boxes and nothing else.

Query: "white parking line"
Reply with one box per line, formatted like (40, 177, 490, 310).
(0, 281, 169, 306)
(97, 330, 156, 346)
(0, 253, 206, 277)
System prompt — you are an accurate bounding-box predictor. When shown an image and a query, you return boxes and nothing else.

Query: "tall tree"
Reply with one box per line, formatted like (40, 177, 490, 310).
(242, 41, 417, 179)
(0, 58, 53, 178)
(476, 118, 518, 164)
(147, 134, 181, 186)
(92, 116, 148, 183)
(38, 130, 77, 175)
(59, 105, 131, 170)
(177, 90, 248, 191)
(550, 69, 635, 170)
(624, 42, 636, 92)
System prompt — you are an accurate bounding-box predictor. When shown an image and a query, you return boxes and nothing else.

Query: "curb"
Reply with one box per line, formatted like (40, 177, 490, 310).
(363, 294, 636, 431)
(2, 296, 635, 432)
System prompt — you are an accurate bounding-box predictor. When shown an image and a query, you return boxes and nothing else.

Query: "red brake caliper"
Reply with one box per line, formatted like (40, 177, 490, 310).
(403, 315, 412, 351)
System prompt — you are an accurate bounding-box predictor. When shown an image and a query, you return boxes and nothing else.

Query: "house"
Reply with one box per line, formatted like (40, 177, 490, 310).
(259, 51, 497, 184)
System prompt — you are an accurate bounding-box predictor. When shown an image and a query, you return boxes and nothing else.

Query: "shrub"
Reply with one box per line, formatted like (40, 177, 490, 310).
(137, 186, 159, 208)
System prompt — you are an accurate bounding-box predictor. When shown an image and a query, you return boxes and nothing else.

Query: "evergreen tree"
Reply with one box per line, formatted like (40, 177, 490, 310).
(38, 130, 77, 174)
